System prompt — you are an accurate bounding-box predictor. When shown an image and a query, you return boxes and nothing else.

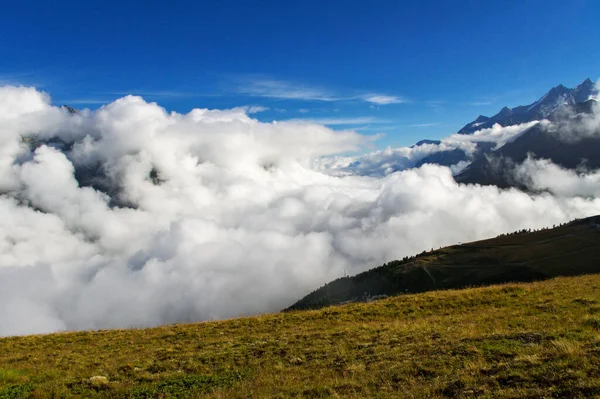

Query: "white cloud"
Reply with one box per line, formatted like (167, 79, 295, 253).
(234, 77, 405, 106)
(544, 100, 600, 142)
(244, 105, 269, 114)
(446, 121, 542, 149)
(409, 123, 442, 127)
(516, 156, 600, 197)
(320, 121, 539, 177)
(362, 94, 405, 105)
(235, 77, 338, 101)
(0, 86, 599, 337)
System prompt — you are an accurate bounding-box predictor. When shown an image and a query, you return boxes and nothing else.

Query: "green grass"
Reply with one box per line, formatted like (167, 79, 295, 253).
(2, 275, 600, 398)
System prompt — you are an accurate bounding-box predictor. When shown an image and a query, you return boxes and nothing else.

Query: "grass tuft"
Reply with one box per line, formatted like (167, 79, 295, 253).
(550, 338, 583, 357)
(0, 370, 28, 385)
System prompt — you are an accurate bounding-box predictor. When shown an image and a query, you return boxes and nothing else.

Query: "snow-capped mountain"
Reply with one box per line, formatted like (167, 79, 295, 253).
(455, 99, 600, 189)
(458, 78, 597, 135)
(329, 78, 599, 185)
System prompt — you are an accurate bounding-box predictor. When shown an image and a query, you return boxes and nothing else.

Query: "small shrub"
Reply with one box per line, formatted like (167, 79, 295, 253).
(0, 384, 35, 399)
(584, 316, 600, 330)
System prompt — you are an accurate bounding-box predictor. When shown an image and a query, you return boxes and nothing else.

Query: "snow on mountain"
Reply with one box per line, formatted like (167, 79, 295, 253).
(458, 78, 598, 135)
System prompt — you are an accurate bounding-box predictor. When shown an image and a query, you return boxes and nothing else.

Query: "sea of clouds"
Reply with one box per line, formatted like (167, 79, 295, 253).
(1, 86, 599, 336)
(315, 120, 541, 176)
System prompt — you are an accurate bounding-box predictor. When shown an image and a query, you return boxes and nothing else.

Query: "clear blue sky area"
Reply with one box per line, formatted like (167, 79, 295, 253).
(1, 0, 598, 148)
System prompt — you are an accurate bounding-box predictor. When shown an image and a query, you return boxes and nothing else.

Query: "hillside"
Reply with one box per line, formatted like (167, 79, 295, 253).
(289, 215, 600, 311)
(2, 276, 600, 397)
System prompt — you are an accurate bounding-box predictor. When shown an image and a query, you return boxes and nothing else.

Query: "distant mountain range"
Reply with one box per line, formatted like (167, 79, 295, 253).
(402, 78, 599, 188)
(455, 98, 600, 188)
(457, 78, 596, 135)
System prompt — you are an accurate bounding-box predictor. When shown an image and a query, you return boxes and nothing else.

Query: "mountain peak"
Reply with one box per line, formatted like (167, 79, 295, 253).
(497, 106, 512, 117)
(575, 78, 594, 89)
(548, 84, 569, 94)
(457, 77, 596, 135)
(60, 105, 79, 114)
(413, 139, 441, 147)
(572, 78, 597, 103)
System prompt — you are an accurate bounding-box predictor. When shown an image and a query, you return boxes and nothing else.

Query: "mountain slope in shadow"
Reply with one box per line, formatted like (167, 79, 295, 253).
(455, 99, 600, 188)
(287, 215, 600, 311)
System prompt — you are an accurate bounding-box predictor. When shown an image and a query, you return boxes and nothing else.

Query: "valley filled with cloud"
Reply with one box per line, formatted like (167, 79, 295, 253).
(1, 86, 599, 336)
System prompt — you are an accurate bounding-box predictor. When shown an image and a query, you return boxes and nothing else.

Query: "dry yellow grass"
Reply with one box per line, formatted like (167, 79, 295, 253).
(2, 275, 600, 398)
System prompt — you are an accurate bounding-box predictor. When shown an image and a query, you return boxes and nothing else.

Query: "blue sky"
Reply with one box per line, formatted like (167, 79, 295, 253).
(1, 0, 598, 148)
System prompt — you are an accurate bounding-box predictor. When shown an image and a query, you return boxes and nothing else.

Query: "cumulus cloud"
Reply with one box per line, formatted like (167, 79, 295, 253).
(515, 156, 600, 197)
(314, 143, 460, 177)
(1, 86, 600, 337)
(544, 99, 600, 142)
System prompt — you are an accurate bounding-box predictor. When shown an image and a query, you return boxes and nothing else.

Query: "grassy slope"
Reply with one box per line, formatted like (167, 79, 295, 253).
(288, 215, 600, 311)
(2, 275, 600, 398)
